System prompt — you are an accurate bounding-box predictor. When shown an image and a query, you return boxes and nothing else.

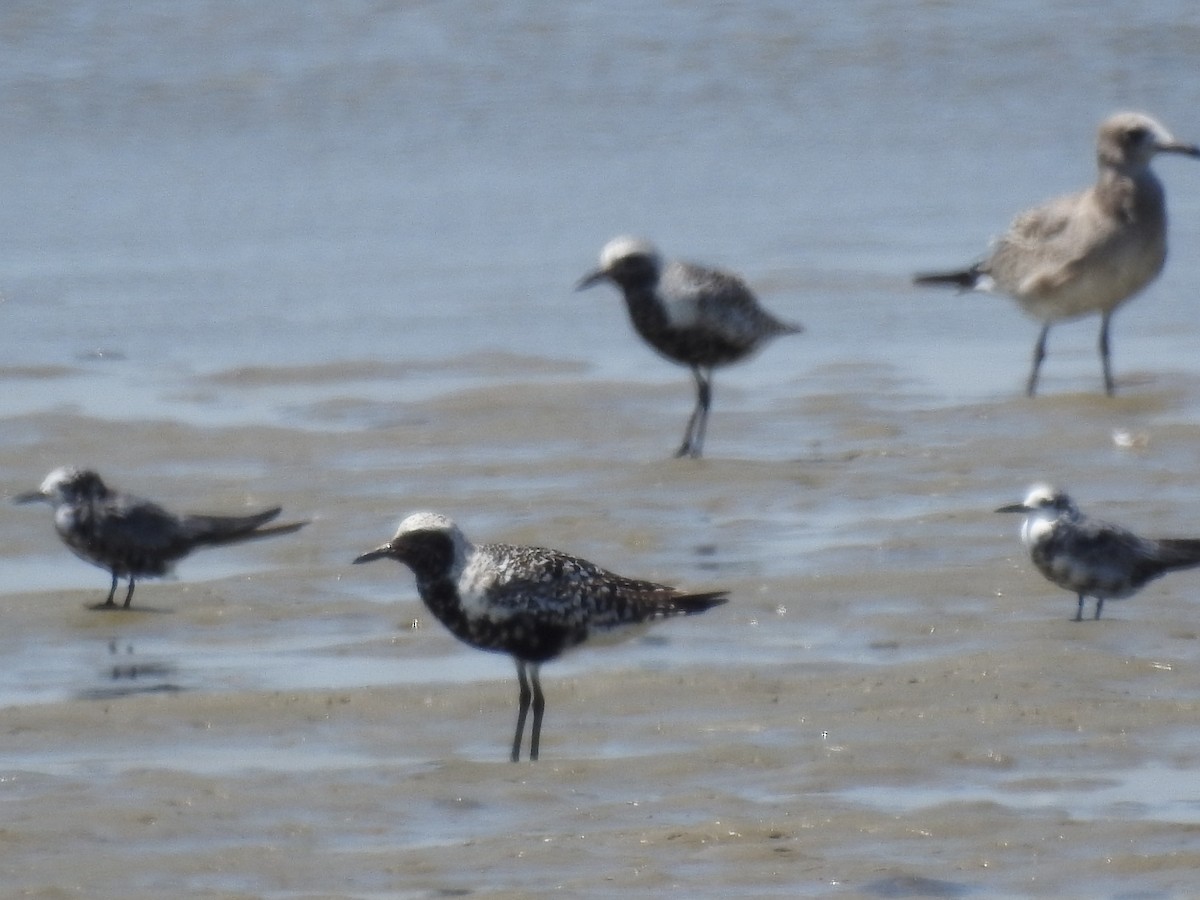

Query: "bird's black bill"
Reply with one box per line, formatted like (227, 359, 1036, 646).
(13, 490, 44, 505)
(995, 503, 1030, 514)
(352, 546, 391, 564)
(575, 269, 607, 291)
(1161, 141, 1200, 158)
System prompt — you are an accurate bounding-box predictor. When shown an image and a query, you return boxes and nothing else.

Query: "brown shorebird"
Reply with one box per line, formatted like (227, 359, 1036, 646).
(916, 112, 1199, 396)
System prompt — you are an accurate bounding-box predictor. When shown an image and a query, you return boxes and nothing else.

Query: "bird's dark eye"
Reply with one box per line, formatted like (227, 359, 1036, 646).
(615, 255, 654, 277)
(1125, 126, 1149, 145)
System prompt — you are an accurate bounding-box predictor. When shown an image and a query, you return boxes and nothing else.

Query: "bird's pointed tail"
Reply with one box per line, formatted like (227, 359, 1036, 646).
(771, 318, 805, 337)
(1153, 539, 1200, 572)
(182, 507, 308, 547)
(669, 590, 729, 614)
(913, 264, 985, 290)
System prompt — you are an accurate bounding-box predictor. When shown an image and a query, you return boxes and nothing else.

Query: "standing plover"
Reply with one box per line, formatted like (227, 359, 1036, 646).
(353, 511, 728, 760)
(997, 483, 1200, 620)
(916, 112, 1198, 396)
(16, 466, 307, 609)
(577, 236, 802, 458)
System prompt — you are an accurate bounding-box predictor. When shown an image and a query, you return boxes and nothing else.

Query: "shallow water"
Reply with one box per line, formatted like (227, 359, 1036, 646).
(4, 2, 1200, 898)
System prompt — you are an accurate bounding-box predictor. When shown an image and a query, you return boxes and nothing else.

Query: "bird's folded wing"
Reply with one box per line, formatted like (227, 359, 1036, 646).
(1066, 521, 1174, 585)
(661, 262, 767, 342)
(1001, 192, 1112, 298)
(98, 502, 192, 556)
(478, 547, 677, 622)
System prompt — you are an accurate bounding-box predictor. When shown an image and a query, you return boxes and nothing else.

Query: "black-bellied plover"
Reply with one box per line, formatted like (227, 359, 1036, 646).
(15, 466, 307, 609)
(352, 511, 728, 760)
(997, 483, 1200, 621)
(577, 236, 803, 458)
(916, 112, 1199, 397)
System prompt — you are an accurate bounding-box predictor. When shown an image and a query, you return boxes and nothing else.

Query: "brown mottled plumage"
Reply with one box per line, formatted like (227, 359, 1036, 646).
(916, 112, 1199, 397)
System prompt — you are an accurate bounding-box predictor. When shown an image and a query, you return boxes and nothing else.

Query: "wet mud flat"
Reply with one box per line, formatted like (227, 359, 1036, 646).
(5, 368, 1200, 897)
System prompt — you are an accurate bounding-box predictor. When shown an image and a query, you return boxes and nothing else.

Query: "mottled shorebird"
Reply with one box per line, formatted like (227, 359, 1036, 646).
(15, 466, 307, 609)
(577, 236, 802, 458)
(916, 112, 1199, 397)
(352, 512, 728, 761)
(997, 484, 1200, 620)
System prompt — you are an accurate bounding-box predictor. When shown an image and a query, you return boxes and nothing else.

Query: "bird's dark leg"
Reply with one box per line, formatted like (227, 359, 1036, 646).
(528, 664, 545, 762)
(1094, 598, 1104, 620)
(511, 660, 532, 762)
(123, 577, 136, 609)
(1074, 594, 1085, 622)
(689, 368, 713, 459)
(1026, 324, 1050, 397)
(675, 367, 704, 458)
(103, 572, 119, 608)
(1099, 311, 1115, 397)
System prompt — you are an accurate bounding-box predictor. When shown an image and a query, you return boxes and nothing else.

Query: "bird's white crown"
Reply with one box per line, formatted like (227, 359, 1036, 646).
(1020, 483, 1061, 509)
(599, 235, 661, 271)
(392, 511, 463, 540)
(1017, 483, 1081, 521)
(37, 466, 96, 500)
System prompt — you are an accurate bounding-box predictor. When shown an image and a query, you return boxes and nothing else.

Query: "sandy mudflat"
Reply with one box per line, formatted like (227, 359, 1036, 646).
(4, 635, 1200, 898)
(5, 2, 1200, 896)
(5, 370, 1200, 898)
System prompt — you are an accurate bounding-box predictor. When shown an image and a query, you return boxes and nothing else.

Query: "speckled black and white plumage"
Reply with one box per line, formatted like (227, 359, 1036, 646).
(353, 511, 728, 760)
(577, 236, 803, 458)
(916, 112, 1200, 397)
(997, 484, 1200, 621)
(16, 466, 307, 609)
